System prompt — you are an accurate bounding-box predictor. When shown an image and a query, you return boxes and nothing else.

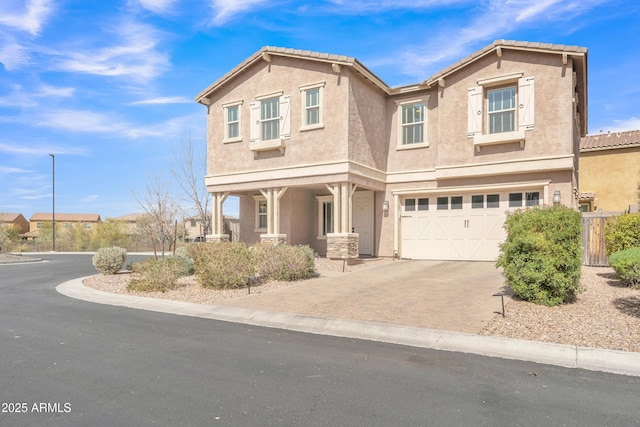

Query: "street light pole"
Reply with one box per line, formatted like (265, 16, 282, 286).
(49, 154, 55, 252)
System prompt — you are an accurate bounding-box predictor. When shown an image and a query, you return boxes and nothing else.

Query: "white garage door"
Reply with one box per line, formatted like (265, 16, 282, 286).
(400, 190, 540, 261)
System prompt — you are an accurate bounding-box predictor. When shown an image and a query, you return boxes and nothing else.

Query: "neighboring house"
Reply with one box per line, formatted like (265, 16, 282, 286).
(195, 40, 587, 261)
(108, 213, 144, 235)
(0, 213, 29, 234)
(29, 213, 102, 235)
(183, 215, 239, 242)
(579, 130, 640, 213)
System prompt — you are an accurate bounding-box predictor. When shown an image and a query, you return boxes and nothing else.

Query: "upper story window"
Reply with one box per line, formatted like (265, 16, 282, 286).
(261, 98, 280, 141)
(402, 103, 425, 144)
(222, 100, 242, 143)
(249, 92, 290, 151)
(300, 81, 325, 131)
(396, 99, 427, 148)
(468, 73, 534, 151)
(487, 87, 515, 134)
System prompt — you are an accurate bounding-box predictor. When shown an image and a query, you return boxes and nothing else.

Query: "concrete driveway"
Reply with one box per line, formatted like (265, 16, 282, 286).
(218, 260, 510, 334)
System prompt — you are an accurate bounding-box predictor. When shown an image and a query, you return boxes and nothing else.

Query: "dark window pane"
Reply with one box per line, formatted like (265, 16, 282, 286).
(525, 192, 540, 206)
(451, 196, 463, 210)
(418, 198, 429, 211)
(487, 194, 500, 208)
(472, 195, 484, 209)
(509, 193, 523, 207)
(437, 197, 448, 210)
(405, 199, 416, 211)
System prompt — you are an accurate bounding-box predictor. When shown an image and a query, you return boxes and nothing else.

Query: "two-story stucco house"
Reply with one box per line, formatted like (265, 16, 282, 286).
(196, 40, 588, 261)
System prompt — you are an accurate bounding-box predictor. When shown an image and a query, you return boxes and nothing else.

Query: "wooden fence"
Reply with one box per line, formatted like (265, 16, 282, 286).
(581, 212, 622, 266)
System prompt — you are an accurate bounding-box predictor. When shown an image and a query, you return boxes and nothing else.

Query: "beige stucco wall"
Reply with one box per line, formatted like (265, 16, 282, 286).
(580, 147, 640, 211)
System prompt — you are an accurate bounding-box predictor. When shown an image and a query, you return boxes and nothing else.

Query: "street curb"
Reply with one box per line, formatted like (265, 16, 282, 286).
(56, 277, 640, 378)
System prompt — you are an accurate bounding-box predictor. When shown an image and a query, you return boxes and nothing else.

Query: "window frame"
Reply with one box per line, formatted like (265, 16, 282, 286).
(253, 196, 267, 232)
(487, 86, 516, 134)
(396, 98, 428, 149)
(222, 100, 243, 143)
(299, 81, 325, 131)
(260, 97, 280, 141)
(316, 195, 334, 239)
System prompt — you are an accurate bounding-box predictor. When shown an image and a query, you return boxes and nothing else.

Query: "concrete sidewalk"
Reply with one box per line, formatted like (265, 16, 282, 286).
(56, 260, 640, 378)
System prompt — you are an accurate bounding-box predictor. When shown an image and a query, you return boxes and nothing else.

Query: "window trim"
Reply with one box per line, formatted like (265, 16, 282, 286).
(315, 195, 334, 239)
(222, 100, 243, 143)
(253, 196, 267, 232)
(299, 81, 325, 131)
(396, 98, 428, 149)
(469, 73, 534, 152)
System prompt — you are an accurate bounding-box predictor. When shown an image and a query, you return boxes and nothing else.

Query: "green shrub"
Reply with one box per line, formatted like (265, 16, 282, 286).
(188, 242, 255, 289)
(92, 246, 127, 275)
(253, 243, 316, 281)
(127, 256, 192, 293)
(605, 213, 640, 256)
(173, 246, 195, 275)
(496, 205, 583, 306)
(608, 247, 640, 287)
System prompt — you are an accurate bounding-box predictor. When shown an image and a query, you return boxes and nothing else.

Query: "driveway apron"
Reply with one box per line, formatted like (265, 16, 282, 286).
(218, 260, 509, 334)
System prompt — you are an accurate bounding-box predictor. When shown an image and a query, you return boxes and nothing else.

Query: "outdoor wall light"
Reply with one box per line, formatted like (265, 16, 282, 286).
(553, 190, 561, 206)
(382, 200, 389, 217)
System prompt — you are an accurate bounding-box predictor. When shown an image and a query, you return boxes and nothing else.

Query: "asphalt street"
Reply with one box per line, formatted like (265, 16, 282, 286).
(1, 254, 639, 426)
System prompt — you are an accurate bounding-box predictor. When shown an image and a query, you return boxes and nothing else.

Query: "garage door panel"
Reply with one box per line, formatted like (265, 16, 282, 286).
(401, 192, 515, 261)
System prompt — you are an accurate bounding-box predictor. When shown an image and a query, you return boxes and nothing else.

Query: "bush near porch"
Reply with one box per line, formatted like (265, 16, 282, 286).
(496, 205, 583, 307)
(188, 242, 317, 290)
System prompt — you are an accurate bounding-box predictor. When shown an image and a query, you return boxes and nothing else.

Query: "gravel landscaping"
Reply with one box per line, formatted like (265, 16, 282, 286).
(83, 259, 640, 353)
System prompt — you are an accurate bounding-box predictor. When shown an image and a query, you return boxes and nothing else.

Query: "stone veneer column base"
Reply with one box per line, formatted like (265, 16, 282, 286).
(205, 234, 230, 243)
(260, 234, 287, 245)
(326, 233, 359, 259)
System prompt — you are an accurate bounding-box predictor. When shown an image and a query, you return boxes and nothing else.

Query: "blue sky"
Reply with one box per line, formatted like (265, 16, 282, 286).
(1, 0, 639, 220)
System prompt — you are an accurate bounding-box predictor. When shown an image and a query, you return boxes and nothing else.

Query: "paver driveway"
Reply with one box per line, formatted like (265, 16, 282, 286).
(218, 260, 510, 334)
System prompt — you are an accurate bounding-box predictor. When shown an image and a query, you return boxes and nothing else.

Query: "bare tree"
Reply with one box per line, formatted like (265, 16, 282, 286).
(172, 134, 211, 240)
(134, 174, 181, 257)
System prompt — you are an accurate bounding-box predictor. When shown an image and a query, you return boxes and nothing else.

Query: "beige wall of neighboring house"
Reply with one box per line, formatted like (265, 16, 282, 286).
(579, 131, 640, 212)
(0, 213, 29, 234)
(29, 213, 101, 233)
(196, 40, 587, 261)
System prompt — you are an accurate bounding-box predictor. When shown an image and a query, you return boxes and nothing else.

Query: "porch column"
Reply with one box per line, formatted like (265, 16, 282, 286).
(325, 182, 359, 259)
(259, 187, 288, 245)
(207, 192, 229, 242)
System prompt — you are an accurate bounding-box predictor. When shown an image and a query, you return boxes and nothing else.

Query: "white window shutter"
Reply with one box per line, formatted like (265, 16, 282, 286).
(467, 86, 483, 137)
(280, 95, 291, 139)
(249, 101, 260, 142)
(518, 76, 535, 130)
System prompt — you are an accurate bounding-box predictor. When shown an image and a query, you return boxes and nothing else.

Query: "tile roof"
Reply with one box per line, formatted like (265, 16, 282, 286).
(29, 213, 101, 222)
(580, 130, 640, 152)
(0, 213, 25, 222)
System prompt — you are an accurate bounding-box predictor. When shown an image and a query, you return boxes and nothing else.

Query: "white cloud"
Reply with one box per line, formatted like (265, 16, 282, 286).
(35, 85, 75, 98)
(0, 141, 88, 156)
(601, 117, 640, 133)
(53, 21, 169, 81)
(327, 0, 467, 13)
(80, 194, 99, 202)
(0, 166, 33, 174)
(0, 0, 54, 35)
(384, 0, 607, 80)
(137, 0, 178, 14)
(0, 41, 31, 70)
(211, 0, 269, 25)
(131, 96, 192, 105)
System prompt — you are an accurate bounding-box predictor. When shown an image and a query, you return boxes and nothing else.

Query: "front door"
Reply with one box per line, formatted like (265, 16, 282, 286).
(352, 191, 374, 256)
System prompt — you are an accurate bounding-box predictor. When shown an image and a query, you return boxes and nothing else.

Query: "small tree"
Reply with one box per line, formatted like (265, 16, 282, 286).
(171, 135, 211, 238)
(92, 219, 128, 249)
(134, 174, 180, 257)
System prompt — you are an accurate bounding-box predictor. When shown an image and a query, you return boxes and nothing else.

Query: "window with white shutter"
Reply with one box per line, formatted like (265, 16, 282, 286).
(469, 73, 535, 151)
(249, 92, 288, 153)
